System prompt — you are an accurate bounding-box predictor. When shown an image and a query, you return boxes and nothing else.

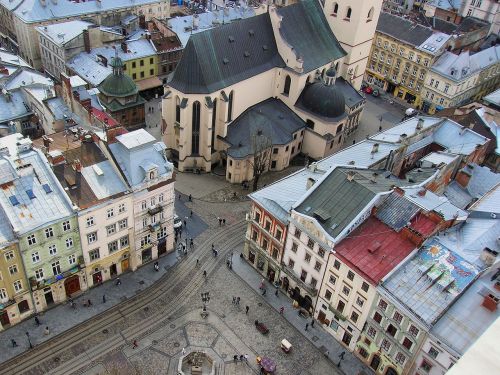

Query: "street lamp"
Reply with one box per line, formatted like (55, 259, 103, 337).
(201, 292, 210, 318)
(25, 331, 33, 349)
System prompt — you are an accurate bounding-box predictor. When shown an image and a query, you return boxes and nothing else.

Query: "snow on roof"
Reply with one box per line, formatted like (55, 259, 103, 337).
(36, 20, 93, 47)
(4, 68, 53, 91)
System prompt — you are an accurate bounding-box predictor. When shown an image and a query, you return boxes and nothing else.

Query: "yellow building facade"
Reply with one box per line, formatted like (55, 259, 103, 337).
(124, 55, 158, 83)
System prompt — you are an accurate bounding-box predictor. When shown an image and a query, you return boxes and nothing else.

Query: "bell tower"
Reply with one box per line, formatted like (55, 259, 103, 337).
(321, 0, 383, 90)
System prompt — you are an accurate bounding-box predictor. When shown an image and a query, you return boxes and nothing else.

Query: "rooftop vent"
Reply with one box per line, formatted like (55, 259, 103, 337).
(416, 118, 424, 130)
(228, 36, 235, 43)
(244, 51, 250, 58)
(249, 30, 255, 36)
(371, 143, 379, 154)
(480, 247, 498, 267)
(347, 171, 356, 182)
(222, 58, 229, 65)
(26, 189, 35, 199)
(92, 164, 104, 176)
(262, 45, 268, 51)
(306, 177, 315, 190)
(368, 241, 382, 254)
(9, 195, 19, 206)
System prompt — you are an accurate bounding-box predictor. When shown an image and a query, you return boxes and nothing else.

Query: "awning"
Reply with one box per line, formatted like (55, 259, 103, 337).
(136, 76, 163, 91)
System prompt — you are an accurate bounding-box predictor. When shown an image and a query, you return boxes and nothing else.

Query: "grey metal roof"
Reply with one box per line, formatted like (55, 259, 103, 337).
(377, 12, 433, 48)
(0, 90, 31, 124)
(376, 192, 420, 231)
(403, 186, 467, 221)
(334, 77, 365, 108)
(0, 206, 14, 246)
(35, 20, 93, 47)
(276, 0, 346, 72)
(469, 183, 500, 214)
(169, 13, 284, 94)
(223, 98, 305, 159)
(295, 167, 401, 239)
(81, 160, 127, 200)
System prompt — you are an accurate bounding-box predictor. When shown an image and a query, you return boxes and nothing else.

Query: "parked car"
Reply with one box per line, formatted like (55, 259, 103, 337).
(363, 86, 373, 95)
(372, 89, 380, 97)
(174, 214, 182, 229)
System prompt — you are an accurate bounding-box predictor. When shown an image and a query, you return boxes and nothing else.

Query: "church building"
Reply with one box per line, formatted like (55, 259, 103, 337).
(162, 0, 382, 182)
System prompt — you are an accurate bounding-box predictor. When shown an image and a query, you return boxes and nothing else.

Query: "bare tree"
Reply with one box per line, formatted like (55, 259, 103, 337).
(249, 131, 272, 192)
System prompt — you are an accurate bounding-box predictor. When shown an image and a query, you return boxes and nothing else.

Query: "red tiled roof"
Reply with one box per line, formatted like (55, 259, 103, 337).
(335, 217, 416, 284)
(409, 213, 437, 236)
(91, 108, 119, 127)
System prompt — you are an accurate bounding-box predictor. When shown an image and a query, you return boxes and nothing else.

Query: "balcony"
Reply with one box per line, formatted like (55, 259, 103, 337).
(328, 304, 347, 321)
(149, 222, 160, 232)
(148, 205, 163, 216)
(281, 262, 318, 297)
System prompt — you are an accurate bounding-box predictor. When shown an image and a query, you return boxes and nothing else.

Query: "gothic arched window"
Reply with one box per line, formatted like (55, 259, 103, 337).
(191, 101, 201, 155)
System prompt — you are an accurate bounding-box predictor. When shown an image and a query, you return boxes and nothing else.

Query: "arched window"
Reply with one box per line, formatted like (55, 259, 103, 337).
(227, 91, 234, 122)
(211, 99, 217, 153)
(191, 101, 200, 155)
(332, 2, 338, 15)
(175, 96, 181, 123)
(283, 75, 291, 96)
(367, 7, 374, 22)
(346, 7, 352, 20)
(336, 124, 343, 134)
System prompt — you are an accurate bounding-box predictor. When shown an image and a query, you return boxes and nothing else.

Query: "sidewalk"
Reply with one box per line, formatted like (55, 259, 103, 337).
(232, 253, 372, 375)
(0, 250, 180, 364)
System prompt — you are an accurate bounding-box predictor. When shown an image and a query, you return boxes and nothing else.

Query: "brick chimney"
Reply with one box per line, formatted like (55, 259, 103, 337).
(121, 41, 127, 53)
(83, 29, 91, 53)
(393, 186, 405, 196)
(73, 159, 82, 173)
(456, 169, 472, 188)
(139, 14, 146, 29)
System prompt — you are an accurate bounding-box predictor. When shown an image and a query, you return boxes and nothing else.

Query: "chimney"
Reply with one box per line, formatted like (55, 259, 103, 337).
(73, 159, 82, 173)
(347, 171, 356, 182)
(456, 169, 472, 188)
(42, 135, 52, 151)
(370, 172, 378, 183)
(47, 150, 65, 166)
(121, 42, 127, 53)
(83, 29, 91, 53)
(393, 186, 405, 196)
(480, 247, 498, 267)
(306, 177, 316, 190)
(368, 241, 381, 254)
(139, 15, 146, 29)
(481, 293, 499, 312)
(371, 143, 379, 154)
(399, 133, 408, 142)
(416, 118, 424, 130)
(4, 91, 12, 102)
(418, 188, 426, 197)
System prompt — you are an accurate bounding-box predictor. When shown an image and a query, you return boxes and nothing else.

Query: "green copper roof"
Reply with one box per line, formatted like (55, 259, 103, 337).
(99, 57, 138, 98)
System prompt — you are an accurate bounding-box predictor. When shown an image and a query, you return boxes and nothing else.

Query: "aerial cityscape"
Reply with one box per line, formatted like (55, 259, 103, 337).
(0, 0, 498, 374)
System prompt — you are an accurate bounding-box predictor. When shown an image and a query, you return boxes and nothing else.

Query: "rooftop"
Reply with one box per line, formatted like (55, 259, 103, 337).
(0, 90, 32, 124)
(469, 183, 500, 215)
(403, 186, 467, 221)
(0, 134, 74, 234)
(483, 88, 500, 108)
(335, 217, 417, 284)
(375, 191, 420, 231)
(36, 20, 93, 47)
(376, 12, 434, 48)
(223, 98, 305, 159)
(382, 237, 480, 327)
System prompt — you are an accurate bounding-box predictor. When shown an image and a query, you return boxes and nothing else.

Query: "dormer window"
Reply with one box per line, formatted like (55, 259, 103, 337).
(149, 168, 157, 180)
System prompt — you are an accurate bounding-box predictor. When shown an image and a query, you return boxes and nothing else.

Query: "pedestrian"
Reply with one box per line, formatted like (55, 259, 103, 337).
(222, 218, 226, 225)
(190, 238, 194, 249)
(339, 351, 345, 360)
(232, 296, 236, 305)
(188, 194, 192, 202)
(132, 340, 138, 349)
(275, 289, 279, 297)
(11, 339, 17, 347)
(212, 243, 215, 251)
(311, 319, 315, 328)
(178, 194, 181, 200)
(259, 278, 264, 289)
(215, 249, 218, 257)
(218, 218, 222, 226)
(236, 297, 240, 305)
(324, 350, 329, 357)
(244, 354, 249, 362)
(262, 288, 266, 296)
(183, 219, 187, 227)
(245, 305, 249, 314)
(44, 326, 50, 335)
(116, 277, 121, 286)
(196, 258, 199, 266)
(102, 295, 106, 303)
(279, 306, 284, 314)
(352, 139, 356, 145)
(87, 299, 92, 307)
(305, 323, 309, 331)
(34, 316, 40, 326)
(190, 210, 193, 218)
(239, 354, 244, 361)
(203, 270, 207, 278)
(379, 125, 382, 132)
(182, 347, 186, 355)
(233, 355, 238, 363)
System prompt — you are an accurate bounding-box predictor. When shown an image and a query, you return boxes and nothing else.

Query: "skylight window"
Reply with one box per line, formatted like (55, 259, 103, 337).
(9, 195, 19, 206)
(42, 184, 52, 194)
(26, 189, 36, 199)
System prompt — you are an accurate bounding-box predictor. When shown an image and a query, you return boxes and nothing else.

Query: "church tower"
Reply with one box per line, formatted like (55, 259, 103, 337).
(321, 0, 383, 90)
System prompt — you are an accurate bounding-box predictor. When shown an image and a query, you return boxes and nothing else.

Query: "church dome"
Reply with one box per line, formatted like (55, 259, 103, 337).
(99, 57, 138, 98)
(300, 81, 345, 118)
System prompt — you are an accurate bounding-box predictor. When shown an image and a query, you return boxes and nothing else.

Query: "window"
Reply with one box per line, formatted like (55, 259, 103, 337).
(120, 235, 129, 248)
(151, 197, 156, 206)
(408, 324, 419, 338)
(141, 234, 151, 247)
(108, 241, 118, 253)
(89, 248, 100, 261)
(373, 312, 383, 324)
(314, 261, 321, 272)
(393, 311, 403, 324)
(361, 282, 369, 293)
(318, 247, 325, 258)
(283, 75, 291, 95)
(118, 219, 128, 230)
(192, 101, 201, 154)
(264, 221, 271, 232)
(275, 228, 282, 241)
(359, 347, 369, 358)
(32, 252, 40, 263)
(62, 220, 71, 231)
(395, 352, 406, 365)
(149, 68, 154, 75)
(4, 251, 14, 261)
(304, 253, 311, 263)
(288, 259, 295, 268)
(132, 61, 136, 68)
(386, 324, 397, 337)
(227, 91, 234, 122)
(158, 194, 164, 203)
(310, 277, 317, 288)
(378, 299, 388, 311)
(434, 80, 439, 88)
(367, 7, 374, 22)
(356, 296, 365, 308)
(272, 248, 279, 260)
(87, 232, 97, 244)
(291, 242, 298, 253)
(329, 275, 336, 285)
(68, 254, 76, 265)
(332, 2, 338, 15)
(52, 261, 61, 276)
(408, 52, 414, 60)
(400, 336, 412, 350)
(9, 264, 18, 275)
(118, 203, 126, 213)
(66, 237, 74, 249)
(345, 7, 352, 20)
(307, 238, 314, 249)
(294, 228, 301, 238)
(107, 208, 114, 218)
(35, 268, 44, 281)
(86, 216, 95, 227)
(334, 259, 341, 270)
(324, 289, 332, 300)
(143, 218, 148, 228)
(140, 59, 144, 67)
(337, 300, 345, 313)
(399, 48, 405, 56)
(48, 244, 57, 256)
(45, 227, 54, 238)
(444, 84, 450, 93)
(106, 224, 116, 236)
(261, 238, 268, 250)
(13, 280, 22, 292)
(342, 285, 350, 296)
(367, 326, 376, 338)
(420, 360, 432, 372)
(350, 310, 359, 323)
(428, 346, 439, 359)
(381, 339, 391, 352)
(347, 270, 355, 281)
(273, 147, 278, 154)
